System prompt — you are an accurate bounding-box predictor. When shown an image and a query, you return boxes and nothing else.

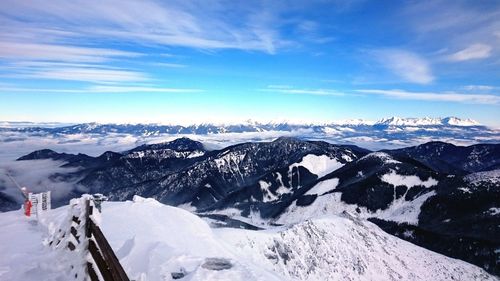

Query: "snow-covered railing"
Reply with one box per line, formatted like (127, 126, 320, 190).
(48, 195, 129, 281)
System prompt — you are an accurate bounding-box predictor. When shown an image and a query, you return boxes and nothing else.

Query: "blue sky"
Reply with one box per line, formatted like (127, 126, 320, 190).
(0, 0, 499, 125)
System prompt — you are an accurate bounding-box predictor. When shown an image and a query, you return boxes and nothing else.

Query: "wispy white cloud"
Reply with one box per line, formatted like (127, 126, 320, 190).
(405, 1, 484, 33)
(0, 42, 140, 63)
(0, 86, 202, 94)
(0, 0, 287, 54)
(463, 85, 495, 91)
(0, 0, 299, 91)
(0, 42, 150, 83)
(267, 85, 293, 89)
(0, 87, 84, 94)
(20, 67, 149, 83)
(402, 1, 499, 62)
(87, 86, 201, 93)
(1, 60, 151, 84)
(358, 89, 500, 104)
(297, 20, 319, 33)
(295, 20, 335, 44)
(7, 61, 125, 69)
(447, 43, 492, 61)
(373, 49, 434, 84)
(263, 87, 344, 96)
(152, 62, 187, 68)
(159, 53, 176, 58)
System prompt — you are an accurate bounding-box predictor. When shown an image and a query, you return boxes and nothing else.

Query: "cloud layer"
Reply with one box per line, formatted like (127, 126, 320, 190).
(448, 44, 492, 61)
(374, 50, 434, 84)
(0, 0, 288, 54)
(358, 89, 500, 105)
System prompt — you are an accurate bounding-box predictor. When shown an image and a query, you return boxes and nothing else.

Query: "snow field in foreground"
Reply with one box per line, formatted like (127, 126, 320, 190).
(0, 196, 497, 281)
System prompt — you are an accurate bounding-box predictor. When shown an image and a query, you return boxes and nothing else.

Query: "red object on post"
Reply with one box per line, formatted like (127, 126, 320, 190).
(24, 200, 32, 217)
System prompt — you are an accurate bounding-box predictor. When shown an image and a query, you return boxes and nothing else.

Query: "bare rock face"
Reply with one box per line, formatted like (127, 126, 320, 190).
(201, 258, 233, 271)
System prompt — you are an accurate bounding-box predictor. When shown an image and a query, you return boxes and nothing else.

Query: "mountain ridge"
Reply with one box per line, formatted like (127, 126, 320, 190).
(0, 116, 488, 133)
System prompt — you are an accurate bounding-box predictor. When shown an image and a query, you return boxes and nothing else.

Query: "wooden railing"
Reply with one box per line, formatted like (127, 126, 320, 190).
(67, 198, 130, 281)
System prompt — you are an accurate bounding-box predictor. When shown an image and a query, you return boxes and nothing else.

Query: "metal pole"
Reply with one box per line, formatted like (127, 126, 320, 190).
(6, 173, 28, 199)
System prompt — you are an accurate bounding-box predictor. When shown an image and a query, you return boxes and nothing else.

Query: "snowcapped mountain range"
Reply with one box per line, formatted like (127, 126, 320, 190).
(0, 117, 498, 162)
(0, 116, 487, 133)
(374, 116, 481, 126)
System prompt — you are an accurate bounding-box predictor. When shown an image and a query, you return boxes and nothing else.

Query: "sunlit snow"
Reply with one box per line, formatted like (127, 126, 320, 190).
(381, 170, 438, 188)
(0, 197, 495, 281)
(305, 178, 339, 196)
(289, 154, 343, 178)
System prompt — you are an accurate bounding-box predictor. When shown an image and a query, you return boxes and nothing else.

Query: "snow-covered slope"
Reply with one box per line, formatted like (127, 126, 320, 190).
(289, 154, 344, 178)
(465, 169, 500, 185)
(101, 197, 282, 281)
(0, 206, 70, 281)
(0, 197, 496, 281)
(219, 213, 496, 281)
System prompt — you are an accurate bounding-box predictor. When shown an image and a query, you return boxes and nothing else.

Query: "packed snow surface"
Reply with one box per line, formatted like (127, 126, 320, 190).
(465, 169, 500, 185)
(381, 170, 438, 188)
(101, 196, 282, 281)
(487, 207, 500, 216)
(375, 191, 437, 225)
(219, 214, 495, 281)
(305, 178, 339, 196)
(289, 154, 343, 178)
(359, 152, 401, 164)
(0, 197, 497, 281)
(277, 189, 435, 226)
(258, 176, 292, 203)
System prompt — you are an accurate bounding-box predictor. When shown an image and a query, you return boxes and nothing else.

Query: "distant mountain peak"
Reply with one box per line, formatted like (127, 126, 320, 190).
(16, 149, 93, 163)
(17, 149, 59, 160)
(165, 137, 205, 151)
(441, 116, 480, 126)
(375, 116, 481, 127)
(328, 119, 374, 126)
(130, 137, 205, 153)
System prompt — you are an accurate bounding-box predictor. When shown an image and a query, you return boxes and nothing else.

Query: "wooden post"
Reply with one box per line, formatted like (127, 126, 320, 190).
(85, 199, 92, 238)
(85, 197, 130, 281)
